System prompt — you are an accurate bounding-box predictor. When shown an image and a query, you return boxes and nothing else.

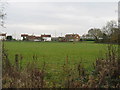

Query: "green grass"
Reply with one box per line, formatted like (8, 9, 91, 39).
(4, 41, 107, 70)
(4, 41, 108, 82)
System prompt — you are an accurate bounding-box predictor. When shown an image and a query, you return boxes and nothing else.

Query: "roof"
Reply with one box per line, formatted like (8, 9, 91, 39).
(26, 35, 41, 40)
(27, 35, 36, 39)
(41, 35, 51, 37)
(35, 36, 41, 39)
(66, 34, 79, 36)
(58, 37, 65, 38)
(21, 34, 28, 37)
(0, 33, 6, 36)
(65, 34, 80, 38)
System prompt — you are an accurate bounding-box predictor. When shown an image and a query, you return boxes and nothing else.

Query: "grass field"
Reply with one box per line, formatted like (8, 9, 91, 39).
(4, 41, 108, 69)
(4, 41, 108, 82)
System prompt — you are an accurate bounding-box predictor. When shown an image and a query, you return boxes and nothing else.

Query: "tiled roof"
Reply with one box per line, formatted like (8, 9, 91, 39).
(0, 33, 6, 36)
(41, 35, 51, 37)
(21, 34, 28, 37)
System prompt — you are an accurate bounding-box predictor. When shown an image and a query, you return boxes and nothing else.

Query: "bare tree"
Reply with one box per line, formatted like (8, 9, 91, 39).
(102, 20, 119, 43)
(102, 20, 117, 36)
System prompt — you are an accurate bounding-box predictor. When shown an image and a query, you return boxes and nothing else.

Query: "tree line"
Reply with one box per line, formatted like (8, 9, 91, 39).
(86, 20, 119, 44)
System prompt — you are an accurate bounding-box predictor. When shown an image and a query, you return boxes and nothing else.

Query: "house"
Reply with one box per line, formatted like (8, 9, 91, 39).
(34, 36, 42, 42)
(65, 34, 80, 42)
(51, 37, 67, 42)
(58, 37, 66, 42)
(26, 35, 36, 41)
(21, 34, 28, 41)
(0, 33, 6, 40)
(26, 36, 42, 42)
(51, 37, 59, 42)
(81, 34, 94, 41)
(41, 34, 51, 41)
(21, 34, 41, 41)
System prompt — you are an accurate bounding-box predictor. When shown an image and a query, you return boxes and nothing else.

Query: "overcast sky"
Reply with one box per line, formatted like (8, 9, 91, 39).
(0, 1, 118, 39)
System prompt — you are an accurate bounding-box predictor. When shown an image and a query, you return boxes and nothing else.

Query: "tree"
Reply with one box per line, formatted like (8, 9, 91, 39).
(102, 20, 117, 36)
(110, 28, 119, 43)
(102, 20, 118, 43)
(88, 28, 103, 42)
(0, 0, 6, 27)
(6, 35, 13, 41)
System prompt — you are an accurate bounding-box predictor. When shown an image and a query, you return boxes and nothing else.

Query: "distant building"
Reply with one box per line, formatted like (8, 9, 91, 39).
(41, 34, 51, 41)
(81, 34, 94, 41)
(34, 36, 42, 42)
(51, 37, 59, 42)
(65, 34, 80, 42)
(58, 37, 66, 42)
(21, 34, 41, 41)
(51, 37, 67, 42)
(26, 35, 36, 41)
(26, 36, 42, 42)
(0, 33, 6, 40)
(20, 33, 81, 42)
(21, 34, 28, 41)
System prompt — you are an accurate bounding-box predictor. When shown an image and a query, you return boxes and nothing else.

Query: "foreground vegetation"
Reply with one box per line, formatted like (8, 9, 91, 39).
(2, 41, 120, 88)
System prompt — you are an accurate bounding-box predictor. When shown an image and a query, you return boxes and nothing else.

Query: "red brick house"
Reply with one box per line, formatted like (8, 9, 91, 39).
(65, 34, 80, 42)
(58, 37, 66, 42)
(21, 34, 41, 41)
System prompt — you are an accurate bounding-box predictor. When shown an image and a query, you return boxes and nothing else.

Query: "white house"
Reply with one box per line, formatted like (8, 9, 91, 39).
(0, 33, 6, 40)
(41, 34, 51, 41)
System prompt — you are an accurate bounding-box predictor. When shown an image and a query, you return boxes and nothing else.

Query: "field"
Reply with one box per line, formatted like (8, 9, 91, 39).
(4, 41, 108, 82)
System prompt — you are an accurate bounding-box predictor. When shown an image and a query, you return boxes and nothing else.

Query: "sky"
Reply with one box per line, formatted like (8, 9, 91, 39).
(5, 0, 120, 2)
(0, 0, 118, 39)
